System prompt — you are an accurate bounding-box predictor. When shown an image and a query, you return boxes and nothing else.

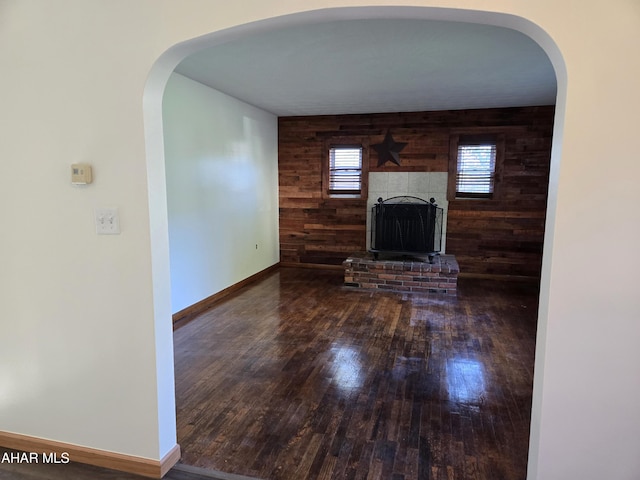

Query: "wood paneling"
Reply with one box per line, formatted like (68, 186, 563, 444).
(278, 106, 554, 277)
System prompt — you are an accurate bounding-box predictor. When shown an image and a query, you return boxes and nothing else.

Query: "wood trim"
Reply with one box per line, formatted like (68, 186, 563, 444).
(0, 430, 180, 479)
(159, 444, 182, 478)
(447, 131, 506, 202)
(458, 272, 540, 283)
(172, 263, 280, 329)
(447, 134, 459, 202)
(279, 262, 344, 271)
(321, 137, 369, 200)
(449, 125, 528, 135)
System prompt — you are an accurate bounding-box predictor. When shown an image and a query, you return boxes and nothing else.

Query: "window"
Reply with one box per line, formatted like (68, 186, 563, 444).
(327, 146, 363, 197)
(456, 142, 497, 196)
(449, 134, 504, 200)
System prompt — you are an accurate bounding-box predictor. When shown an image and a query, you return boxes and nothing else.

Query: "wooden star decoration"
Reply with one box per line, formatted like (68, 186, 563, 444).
(372, 130, 408, 167)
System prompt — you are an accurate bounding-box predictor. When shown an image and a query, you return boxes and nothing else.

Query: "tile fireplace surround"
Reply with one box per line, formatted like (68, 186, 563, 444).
(343, 252, 459, 295)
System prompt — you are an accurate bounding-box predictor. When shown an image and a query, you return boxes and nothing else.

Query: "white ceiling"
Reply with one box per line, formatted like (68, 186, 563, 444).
(175, 18, 557, 117)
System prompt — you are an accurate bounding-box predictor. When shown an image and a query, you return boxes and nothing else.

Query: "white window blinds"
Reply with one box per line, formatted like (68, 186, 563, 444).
(456, 142, 497, 197)
(329, 147, 362, 194)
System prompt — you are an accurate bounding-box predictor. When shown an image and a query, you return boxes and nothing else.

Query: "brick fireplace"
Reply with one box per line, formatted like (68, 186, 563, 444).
(343, 252, 459, 295)
(349, 169, 457, 295)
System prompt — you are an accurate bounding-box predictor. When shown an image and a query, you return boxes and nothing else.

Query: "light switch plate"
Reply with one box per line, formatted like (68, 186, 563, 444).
(95, 207, 120, 235)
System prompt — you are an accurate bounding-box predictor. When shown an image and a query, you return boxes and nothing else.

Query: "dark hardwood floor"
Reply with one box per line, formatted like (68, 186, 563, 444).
(0, 267, 537, 480)
(174, 267, 539, 480)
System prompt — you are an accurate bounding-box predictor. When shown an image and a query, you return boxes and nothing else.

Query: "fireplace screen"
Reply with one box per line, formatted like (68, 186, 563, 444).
(370, 196, 443, 258)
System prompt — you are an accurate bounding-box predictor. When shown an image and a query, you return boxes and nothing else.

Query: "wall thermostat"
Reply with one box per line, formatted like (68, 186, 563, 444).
(71, 164, 92, 184)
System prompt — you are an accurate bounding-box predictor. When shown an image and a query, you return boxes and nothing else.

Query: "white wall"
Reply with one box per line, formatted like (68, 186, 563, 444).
(0, 1, 173, 461)
(163, 73, 279, 313)
(1, 2, 639, 479)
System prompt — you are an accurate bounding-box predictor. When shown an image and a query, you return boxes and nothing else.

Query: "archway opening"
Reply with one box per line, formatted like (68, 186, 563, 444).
(144, 6, 566, 478)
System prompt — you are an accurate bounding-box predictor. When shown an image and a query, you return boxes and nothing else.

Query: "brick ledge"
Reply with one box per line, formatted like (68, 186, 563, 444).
(343, 252, 459, 295)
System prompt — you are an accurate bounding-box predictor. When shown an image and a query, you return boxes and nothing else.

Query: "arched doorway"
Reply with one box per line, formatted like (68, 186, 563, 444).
(144, 6, 566, 478)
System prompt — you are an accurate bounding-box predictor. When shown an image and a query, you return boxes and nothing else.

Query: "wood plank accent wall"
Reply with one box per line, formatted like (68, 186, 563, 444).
(278, 106, 555, 277)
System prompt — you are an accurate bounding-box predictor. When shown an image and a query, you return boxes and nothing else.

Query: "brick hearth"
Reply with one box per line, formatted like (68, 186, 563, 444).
(343, 252, 459, 295)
